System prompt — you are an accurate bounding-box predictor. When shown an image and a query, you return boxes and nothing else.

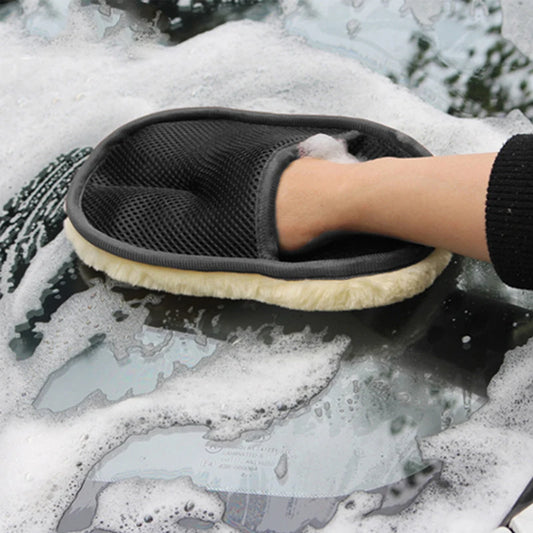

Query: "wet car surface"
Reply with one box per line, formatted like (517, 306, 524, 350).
(1, 1, 533, 532)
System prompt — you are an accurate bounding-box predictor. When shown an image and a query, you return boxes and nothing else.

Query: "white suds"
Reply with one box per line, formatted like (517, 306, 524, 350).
(91, 477, 233, 533)
(298, 134, 360, 163)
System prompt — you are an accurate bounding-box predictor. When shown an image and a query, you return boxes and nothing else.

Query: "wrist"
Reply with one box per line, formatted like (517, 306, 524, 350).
(334, 157, 402, 235)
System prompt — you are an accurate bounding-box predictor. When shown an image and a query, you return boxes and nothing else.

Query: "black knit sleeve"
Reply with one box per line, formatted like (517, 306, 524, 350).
(486, 134, 533, 289)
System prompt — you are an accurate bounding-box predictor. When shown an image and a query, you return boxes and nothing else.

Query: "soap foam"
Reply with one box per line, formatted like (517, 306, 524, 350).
(91, 477, 232, 533)
(0, 265, 346, 531)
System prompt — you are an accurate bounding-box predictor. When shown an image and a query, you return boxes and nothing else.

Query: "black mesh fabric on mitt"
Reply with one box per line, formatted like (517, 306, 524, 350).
(82, 120, 342, 260)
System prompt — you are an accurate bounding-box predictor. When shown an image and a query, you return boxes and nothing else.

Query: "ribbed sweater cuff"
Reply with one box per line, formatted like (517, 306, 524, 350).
(486, 134, 533, 289)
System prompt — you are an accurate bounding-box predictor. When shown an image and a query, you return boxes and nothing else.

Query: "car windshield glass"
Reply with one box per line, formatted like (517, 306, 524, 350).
(1, 1, 533, 532)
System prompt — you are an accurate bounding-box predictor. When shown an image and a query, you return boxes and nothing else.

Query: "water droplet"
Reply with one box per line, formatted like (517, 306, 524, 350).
(274, 453, 288, 480)
(346, 19, 361, 39)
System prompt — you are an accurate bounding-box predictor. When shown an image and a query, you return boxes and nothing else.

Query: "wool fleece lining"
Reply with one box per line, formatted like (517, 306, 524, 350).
(65, 107, 451, 310)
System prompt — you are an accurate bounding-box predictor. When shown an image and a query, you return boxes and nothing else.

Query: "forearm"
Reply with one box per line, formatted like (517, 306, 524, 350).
(335, 154, 496, 262)
(277, 134, 533, 289)
(276, 153, 494, 260)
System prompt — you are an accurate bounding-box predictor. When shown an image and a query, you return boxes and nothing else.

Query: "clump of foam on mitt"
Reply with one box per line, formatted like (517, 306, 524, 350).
(298, 133, 359, 164)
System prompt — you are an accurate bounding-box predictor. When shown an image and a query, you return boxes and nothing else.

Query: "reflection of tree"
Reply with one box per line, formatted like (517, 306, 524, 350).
(446, 32, 532, 118)
(86, 0, 277, 42)
(292, 0, 532, 120)
(392, 2, 533, 119)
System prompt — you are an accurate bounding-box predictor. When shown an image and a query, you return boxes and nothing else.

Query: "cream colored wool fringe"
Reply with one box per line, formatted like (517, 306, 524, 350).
(65, 219, 452, 311)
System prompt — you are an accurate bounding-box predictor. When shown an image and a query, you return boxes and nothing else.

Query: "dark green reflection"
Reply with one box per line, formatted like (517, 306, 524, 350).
(393, 1, 532, 119)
